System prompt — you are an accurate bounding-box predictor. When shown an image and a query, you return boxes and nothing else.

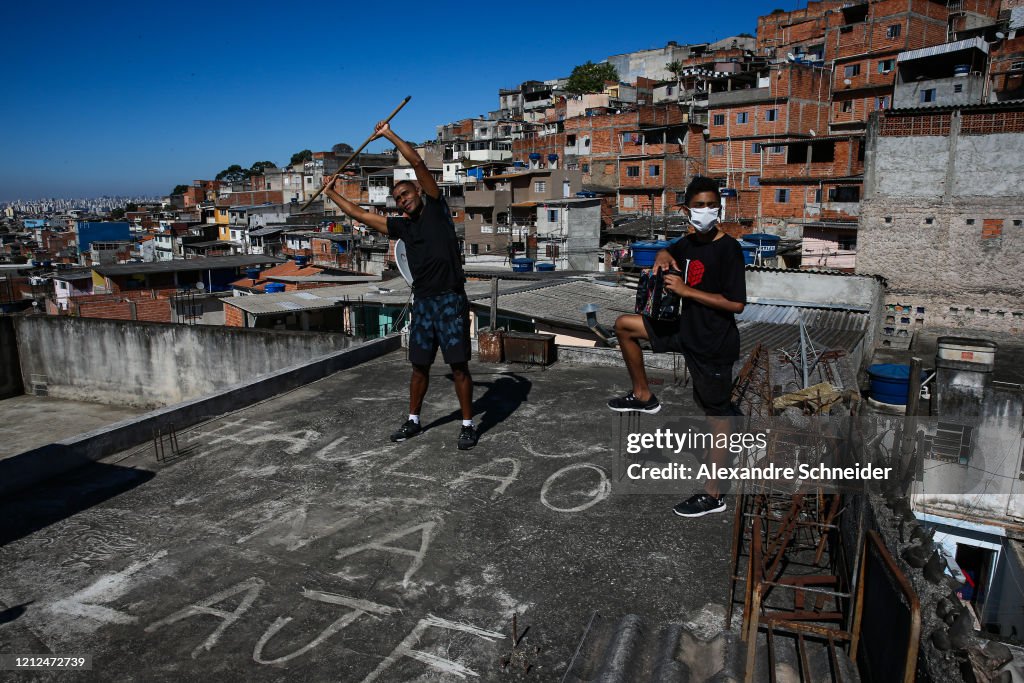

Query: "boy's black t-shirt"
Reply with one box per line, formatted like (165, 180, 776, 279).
(386, 194, 465, 297)
(666, 232, 747, 363)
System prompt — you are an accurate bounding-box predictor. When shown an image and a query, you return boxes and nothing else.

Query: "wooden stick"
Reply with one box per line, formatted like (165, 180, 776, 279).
(298, 95, 411, 212)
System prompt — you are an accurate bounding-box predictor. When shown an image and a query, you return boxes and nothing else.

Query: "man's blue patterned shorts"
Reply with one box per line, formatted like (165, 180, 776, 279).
(408, 291, 471, 366)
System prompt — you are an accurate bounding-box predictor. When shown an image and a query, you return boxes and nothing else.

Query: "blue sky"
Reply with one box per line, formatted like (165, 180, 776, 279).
(0, 0, 781, 201)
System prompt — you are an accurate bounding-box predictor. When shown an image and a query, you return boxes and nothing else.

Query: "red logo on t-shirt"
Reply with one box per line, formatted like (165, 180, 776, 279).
(687, 260, 705, 287)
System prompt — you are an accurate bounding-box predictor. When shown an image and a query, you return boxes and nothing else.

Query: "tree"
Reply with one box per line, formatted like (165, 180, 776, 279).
(216, 164, 247, 181)
(249, 160, 276, 174)
(110, 207, 126, 220)
(171, 184, 190, 196)
(125, 203, 139, 213)
(290, 149, 313, 166)
(331, 143, 354, 155)
(666, 61, 684, 81)
(565, 61, 619, 95)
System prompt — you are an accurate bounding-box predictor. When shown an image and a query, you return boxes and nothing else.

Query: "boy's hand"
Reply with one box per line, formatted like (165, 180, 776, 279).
(321, 176, 339, 193)
(372, 121, 393, 141)
(653, 249, 679, 274)
(663, 273, 692, 297)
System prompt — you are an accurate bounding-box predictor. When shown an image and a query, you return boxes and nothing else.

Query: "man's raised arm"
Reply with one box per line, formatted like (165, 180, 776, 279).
(373, 121, 440, 199)
(322, 179, 388, 234)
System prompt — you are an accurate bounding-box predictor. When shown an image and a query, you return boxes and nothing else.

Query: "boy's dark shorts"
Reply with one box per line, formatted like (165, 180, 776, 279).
(409, 291, 471, 366)
(642, 317, 740, 417)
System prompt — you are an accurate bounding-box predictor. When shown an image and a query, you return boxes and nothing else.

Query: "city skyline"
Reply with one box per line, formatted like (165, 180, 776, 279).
(0, 0, 771, 201)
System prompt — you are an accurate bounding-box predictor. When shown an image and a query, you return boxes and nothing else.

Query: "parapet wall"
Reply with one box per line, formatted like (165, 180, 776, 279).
(11, 316, 358, 408)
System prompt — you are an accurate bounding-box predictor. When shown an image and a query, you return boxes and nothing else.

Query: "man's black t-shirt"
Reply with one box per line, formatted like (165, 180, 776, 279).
(666, 232, 747, 363)
(386, 194, 465, 297)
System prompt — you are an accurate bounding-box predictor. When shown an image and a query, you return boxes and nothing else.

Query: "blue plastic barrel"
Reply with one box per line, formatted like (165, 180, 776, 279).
(245, 268, 260, 280)
(738, 240, 757, 265)
(536, 263, 556, 272)
(631, 240, 671, 267)
(867, 364, 925, 405)
(511, 258, 534, 273)
(264, 282, 286, 293)
(742, 233, 781, 258)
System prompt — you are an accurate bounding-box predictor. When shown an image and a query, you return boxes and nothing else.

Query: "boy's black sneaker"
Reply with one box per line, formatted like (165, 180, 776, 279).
(607, 391, 662, 414)
(390, 419, 422, 442)
(672, 493, 726, 518)
(457, 425, 479, 450)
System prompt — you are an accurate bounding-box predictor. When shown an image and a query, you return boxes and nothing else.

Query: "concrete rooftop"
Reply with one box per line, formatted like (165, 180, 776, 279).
(0, 353, 732, 681)
(0, 396, 146, 460)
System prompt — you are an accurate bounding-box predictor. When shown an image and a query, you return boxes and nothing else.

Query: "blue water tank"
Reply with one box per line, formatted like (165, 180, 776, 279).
(547, 154, 559, 162)
(867, 364, 925, 405)
(529, 153, 541, 160)
(536, 263, 556, 272)
(245, 268, 260, 280)
(742, 233, 781, 257)
(511, 258, 534, 272)
(631, 240, 671, 268)
(264, 282, 286, 293)
(295, 255, 308, 267)
(953, 64, 971, 77)
(738, 240, 758, 265)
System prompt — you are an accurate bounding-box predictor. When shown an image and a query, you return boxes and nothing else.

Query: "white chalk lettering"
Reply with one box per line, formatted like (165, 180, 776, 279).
(359, 614, 504, 682)
(253, 590, 397, 665)
(539, 463, 610, 513)
(145, 577, 265, 659)
(236, 506, 356, 551)
(335, 521, 438, 588)
(447, 458, 521, 499)
(383, 446, 437, 482)
(49, 550, 168, 626)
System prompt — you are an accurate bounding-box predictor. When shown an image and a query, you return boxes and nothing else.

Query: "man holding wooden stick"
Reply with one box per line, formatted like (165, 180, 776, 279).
(322, 121, 477, 450)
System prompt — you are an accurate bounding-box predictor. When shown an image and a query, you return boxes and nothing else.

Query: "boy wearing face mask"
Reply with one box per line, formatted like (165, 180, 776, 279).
(608, 176, 747, 518)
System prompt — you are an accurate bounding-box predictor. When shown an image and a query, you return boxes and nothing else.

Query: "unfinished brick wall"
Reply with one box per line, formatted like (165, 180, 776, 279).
(857, 199, 1024, 334)
(224, 304, 245, 327)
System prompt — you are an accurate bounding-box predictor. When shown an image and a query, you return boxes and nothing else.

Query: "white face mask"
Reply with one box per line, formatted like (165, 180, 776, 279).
(688, 207, 720, 233)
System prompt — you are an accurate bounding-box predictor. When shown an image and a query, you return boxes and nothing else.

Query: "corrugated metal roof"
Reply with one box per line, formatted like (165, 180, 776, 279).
(472, 279, 635, 330)
(738, 321, 866, 358)
(897, 37, 989, 63)
(738, 303, 869, 330)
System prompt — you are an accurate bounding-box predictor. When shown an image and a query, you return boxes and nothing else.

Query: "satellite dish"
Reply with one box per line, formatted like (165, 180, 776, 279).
(809, 129, 816, 136)
(394, 239, 414, 286)
(195, 281, 206, 291)
(843, 78, 852, 86)
(995, 32, 1005, 40)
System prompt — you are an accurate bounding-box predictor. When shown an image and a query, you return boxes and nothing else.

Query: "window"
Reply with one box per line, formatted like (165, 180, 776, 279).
(775, 189, 789, 202)
(621, 132, 632, 144)
(584, 136, 590, 147)
(648, 165, 660, 177)
(829, 186, 860, 202)
(534, 180, 546, 192)
(844, 64, 861, 78)
(878, 59, 895, 73)
(1012, 61, 1024, 71)
(752, 143, 763, 154)
(921, 89, 937, 103)
(814, 188, 823, 203)
(841, 101, 853, 112)
(486, 244, 492, 252)
(623, 196, 635, 208)
(736, 112, 749, 124)
(711, 143, 725, 156)
(875, 96, 890, 110)
(675, 191, 687, 203)
(548, 209, 559, 222)
(626, 166, 640, 177)
(713, 114, 725, 125)
(566, 134, 577, 145)
(470, 243, 479, 255)
(838, 234, 857, 250)
(581, 163, 590, 173)
(766, 109, 778, 122)
(546, 244, 560, 257)
(886, 24, 901, 39)
(953, 84, 963, 93)
(749, 175, 760, 187)
(771, 145, 784, 154)
(666, 85, 674, 95)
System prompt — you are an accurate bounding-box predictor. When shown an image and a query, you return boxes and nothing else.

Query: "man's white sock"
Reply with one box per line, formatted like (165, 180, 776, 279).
(409, 414, 420, 424)
(462, 419, 474, 427)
